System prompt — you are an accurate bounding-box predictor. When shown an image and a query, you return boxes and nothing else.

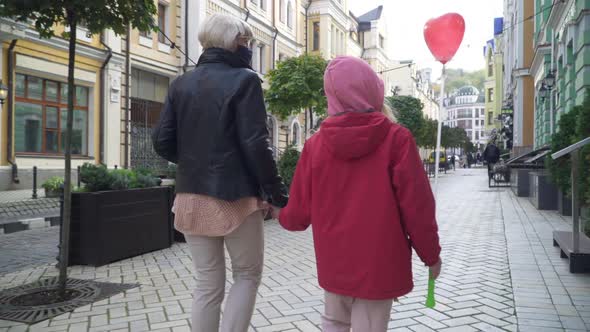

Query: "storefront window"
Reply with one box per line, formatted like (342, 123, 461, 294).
(15, 74, 89, 155)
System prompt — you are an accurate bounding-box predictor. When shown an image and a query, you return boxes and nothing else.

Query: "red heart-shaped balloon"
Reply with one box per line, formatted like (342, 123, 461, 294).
(424, 13, 465, 64)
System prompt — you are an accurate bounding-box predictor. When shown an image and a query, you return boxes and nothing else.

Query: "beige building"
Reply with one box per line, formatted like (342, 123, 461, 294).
(0, 0, 398, 188)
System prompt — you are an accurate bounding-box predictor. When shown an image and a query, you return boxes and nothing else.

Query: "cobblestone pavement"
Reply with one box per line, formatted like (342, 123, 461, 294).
(0, 227, 59, 275)
(0, 168, 589, 331)
(0, 197, 59, 224)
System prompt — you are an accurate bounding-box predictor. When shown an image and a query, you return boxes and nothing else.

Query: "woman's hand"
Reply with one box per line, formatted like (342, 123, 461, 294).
(261, 202, 282, 220)
(429, 259, 442, 280)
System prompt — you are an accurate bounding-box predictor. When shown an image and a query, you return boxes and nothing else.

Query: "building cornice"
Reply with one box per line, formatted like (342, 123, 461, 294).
(23, 28, 109, 63)
(531, 44, 551, 76)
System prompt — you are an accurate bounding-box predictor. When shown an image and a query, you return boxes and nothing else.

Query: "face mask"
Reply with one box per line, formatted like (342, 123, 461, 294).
(236, 45, 253, 66)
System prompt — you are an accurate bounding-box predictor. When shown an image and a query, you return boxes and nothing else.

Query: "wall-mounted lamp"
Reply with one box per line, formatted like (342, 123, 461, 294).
(0, 82, 8, 105)
(539, 84, 548, 101)
(543, 70, 555, 89)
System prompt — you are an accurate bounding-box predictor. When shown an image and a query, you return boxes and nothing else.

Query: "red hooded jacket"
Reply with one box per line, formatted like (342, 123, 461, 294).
(279, 57, 441, 300)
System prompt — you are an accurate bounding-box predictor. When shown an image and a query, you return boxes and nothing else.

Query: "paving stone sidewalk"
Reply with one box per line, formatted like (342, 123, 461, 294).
(0, 168, 588, 332)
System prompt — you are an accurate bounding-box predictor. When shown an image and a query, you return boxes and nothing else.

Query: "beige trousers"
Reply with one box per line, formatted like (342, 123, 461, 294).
(322, 291, 393, 332)
(185, 211, 264, 332)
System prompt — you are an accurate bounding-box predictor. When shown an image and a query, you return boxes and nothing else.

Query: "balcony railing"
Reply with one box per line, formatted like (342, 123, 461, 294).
(551, 136, 590, 273)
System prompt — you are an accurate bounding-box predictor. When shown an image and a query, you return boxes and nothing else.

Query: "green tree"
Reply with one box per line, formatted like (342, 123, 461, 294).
(265, 54, 328, 119)
(419, 118, 438, 149)
(277, 146, 301, 188)
(547, 107, 580, 195)
(386, 95, 424, 139)
(1, 0, 157, 295)
(573, 89, 590, 207)
(444, 68, 487, 93)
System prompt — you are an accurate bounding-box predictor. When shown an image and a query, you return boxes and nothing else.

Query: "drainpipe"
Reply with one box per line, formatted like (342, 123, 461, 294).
(184, 0, 189, 72)
(271, 0, 278, 69)
(124, 25, 131, 169)
(7, 40, 19, 184)
(100, 33, 113, 166)
(304, 0, 312, 54)
(242, 0, 250, 22)
(304, 0, 313, 137)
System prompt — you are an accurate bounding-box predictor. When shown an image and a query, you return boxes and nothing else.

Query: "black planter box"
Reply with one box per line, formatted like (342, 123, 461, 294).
(558, 190, 572, 216)
(69, 187, 174, 266)
(529, 171, 558, 210)
(511, 169, 531, 197)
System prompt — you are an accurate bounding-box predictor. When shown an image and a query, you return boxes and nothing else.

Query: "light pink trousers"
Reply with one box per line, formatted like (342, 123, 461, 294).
(322, 291, 393, 332)
(185, 211, 264, 332)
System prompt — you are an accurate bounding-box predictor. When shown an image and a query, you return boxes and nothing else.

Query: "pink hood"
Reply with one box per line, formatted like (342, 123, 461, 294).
(324, 56, 385, 116)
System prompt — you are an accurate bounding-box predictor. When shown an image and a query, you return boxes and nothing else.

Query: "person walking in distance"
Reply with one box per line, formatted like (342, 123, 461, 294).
(271, 57, 442, 332)
(152, 14, 288, 332)
(483, 139, 501, 179)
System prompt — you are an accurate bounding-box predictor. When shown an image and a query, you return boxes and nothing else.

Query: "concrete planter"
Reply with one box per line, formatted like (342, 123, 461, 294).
(69, 186, 174, 266)
(558, 190, 572, 216)
(529, 171, 558, 210)
(511, 169, 531, 197)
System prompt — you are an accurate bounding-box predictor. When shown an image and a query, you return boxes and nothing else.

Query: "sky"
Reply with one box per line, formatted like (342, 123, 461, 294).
(349, 0, 504, 79)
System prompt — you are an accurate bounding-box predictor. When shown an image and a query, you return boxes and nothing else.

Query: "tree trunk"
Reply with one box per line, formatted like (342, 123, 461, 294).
(58, 10, 76, 296)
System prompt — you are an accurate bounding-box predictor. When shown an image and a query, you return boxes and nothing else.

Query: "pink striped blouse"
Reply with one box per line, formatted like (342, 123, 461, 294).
(172, 193, 263, 236)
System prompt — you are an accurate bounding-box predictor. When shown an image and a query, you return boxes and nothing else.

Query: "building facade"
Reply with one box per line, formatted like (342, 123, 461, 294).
(444, 86, 487, 150)
(0, 17, 121, 190)
(483, 18, 505, 141)
(0, 0, 396, 189)
(531, 0, 590, 148)
(503, 0, 535, 154)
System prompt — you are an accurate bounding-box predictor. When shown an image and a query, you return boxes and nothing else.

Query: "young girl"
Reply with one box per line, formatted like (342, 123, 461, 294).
(276, 56, 442, 332)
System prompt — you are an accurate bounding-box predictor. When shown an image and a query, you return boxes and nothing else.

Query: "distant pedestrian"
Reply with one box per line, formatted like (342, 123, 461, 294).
(483, 140, 501, 179)
(467, 153, 474, 168)
(153, 14, 288, 332)
(272, 57, 442, 332)
(450, 155, 456, 170)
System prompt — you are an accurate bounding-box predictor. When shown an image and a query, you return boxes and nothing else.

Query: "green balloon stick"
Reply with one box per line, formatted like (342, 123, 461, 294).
(426, 272, 436, 308)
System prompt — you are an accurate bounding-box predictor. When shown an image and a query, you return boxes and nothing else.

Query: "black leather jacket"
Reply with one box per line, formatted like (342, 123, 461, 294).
(152, 48, 288, 208)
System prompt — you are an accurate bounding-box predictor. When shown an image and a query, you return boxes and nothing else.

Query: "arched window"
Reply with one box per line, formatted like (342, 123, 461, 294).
(291, 121, 300, 146)
(287, 1, 293, 28)
(279, 0, 285, 23)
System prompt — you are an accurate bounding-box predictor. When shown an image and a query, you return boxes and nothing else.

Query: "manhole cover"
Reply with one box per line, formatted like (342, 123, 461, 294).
(0, 277, 138, 324)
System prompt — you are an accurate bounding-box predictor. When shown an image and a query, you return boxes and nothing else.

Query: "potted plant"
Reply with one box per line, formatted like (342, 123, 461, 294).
(41, 176, 64, 198)
(68, 163, 174, 267)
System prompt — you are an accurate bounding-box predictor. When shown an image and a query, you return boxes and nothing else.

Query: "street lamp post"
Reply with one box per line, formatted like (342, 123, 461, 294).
(543, 70, 555, 136)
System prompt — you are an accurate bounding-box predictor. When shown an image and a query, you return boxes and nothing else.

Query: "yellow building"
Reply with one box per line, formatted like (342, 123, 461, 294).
(0, 18, 116, 190)
(483, 18, 505, 142)
(0, 0, 397, 189)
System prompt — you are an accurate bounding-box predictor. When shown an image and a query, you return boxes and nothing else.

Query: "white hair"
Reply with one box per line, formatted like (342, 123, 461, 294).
(198, 14, 253, 51)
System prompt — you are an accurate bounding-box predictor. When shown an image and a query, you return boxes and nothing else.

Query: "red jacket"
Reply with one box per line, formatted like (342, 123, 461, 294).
(279, 111, 441, 300)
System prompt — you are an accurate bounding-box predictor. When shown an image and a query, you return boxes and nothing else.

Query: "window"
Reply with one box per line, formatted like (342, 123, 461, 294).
(457, 109, 472, 119)
(292, 122, 300, 146)
(131, 68, 170, 102)
(379, 35, 385, 48)
(259, 44, 266, 74)
(330, 26, 334, 55)
(15, 74, 89, 155)
(481, 109, 485, 116)
(158, 3, 168, 44)
(260, 0, 266, 11)
(279, 0, 285, 22)
(488, 88, 494, 102)
(313, 22, 320, 51)
(488, 112, 493, 124)
(287, 1, 293, 28)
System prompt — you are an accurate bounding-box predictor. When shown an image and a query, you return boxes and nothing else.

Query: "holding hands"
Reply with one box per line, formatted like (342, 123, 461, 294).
(261, 201, 282, 220)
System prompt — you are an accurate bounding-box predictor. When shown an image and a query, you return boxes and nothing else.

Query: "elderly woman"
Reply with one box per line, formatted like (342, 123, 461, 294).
(152, 14, 288, 332)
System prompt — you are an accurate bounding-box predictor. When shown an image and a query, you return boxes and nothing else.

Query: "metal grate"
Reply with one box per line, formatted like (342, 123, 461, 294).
(0, 277, 138, 324)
